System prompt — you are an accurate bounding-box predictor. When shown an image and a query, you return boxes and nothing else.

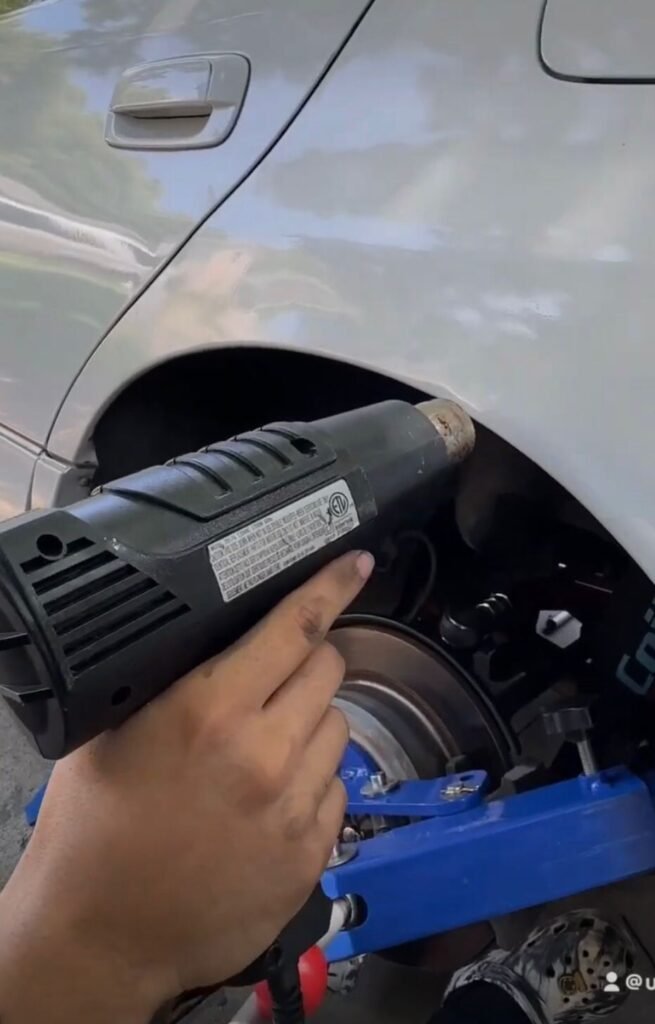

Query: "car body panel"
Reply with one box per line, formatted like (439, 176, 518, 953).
(0, 0, 373, 442)
(46, 0, 655, 585)
(0, 425, 41, 520)
(541, 0, 655, 81)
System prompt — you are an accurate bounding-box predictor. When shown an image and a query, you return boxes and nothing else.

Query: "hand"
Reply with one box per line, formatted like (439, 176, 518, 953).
(0, 550, 374, 1024)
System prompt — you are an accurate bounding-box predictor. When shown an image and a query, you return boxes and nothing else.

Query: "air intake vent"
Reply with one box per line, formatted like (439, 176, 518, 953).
(22, 537, 189, 678)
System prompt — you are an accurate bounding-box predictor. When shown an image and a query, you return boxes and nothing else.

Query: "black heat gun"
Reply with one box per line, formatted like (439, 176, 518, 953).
(0, 399, 474, 761)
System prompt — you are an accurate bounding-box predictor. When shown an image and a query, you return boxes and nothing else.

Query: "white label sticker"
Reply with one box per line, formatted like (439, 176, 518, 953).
(208, 480, 360, 603)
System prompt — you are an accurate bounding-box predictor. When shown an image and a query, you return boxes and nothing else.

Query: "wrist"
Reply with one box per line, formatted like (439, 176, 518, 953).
(0, 866, 171, 1024)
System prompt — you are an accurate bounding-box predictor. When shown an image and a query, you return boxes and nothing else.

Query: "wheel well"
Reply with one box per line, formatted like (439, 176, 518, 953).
(92, 348, 425, 484)
(92, 345, 609, 550)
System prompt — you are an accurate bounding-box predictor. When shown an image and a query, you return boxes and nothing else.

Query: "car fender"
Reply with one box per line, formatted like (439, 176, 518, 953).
(46, 0, 655, 582)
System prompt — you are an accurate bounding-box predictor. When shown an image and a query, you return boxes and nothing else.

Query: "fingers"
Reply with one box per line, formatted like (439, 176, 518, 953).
(294, 706, 350, 806)
(315, 777, 348, 864)
(212, 551, 374, 708)
(262, 642, 346, 746)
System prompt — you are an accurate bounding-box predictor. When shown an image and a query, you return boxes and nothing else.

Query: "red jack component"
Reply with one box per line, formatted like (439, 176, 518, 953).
(255, 945, 328, 1020)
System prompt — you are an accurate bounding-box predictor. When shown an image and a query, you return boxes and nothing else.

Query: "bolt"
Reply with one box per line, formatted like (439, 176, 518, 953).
(341, 825, 361, 844)
(544, 610, 574, 636)
(576, 736, 599, 777)
(366, 771, 386, 795)
(542, 704, 598, 777)
(360, 770, 398, 798)
(440, 594, 512, 651)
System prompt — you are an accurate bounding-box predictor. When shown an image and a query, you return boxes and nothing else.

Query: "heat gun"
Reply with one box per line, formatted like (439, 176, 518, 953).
(0, 398, 474, 760)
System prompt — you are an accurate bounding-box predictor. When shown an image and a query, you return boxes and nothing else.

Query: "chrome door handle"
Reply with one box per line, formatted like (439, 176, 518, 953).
(106, 54, 250, 151)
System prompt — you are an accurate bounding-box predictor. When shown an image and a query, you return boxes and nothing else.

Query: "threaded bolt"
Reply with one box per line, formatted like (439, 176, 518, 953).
(577, 736, 599, 777)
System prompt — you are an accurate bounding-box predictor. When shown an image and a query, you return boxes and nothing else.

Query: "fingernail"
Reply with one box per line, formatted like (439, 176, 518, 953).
(356, 551, 375, 581)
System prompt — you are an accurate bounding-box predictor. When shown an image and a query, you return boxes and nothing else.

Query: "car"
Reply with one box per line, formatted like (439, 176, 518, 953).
(2, 0, 655, 1001)
(0, 0, 648, 568)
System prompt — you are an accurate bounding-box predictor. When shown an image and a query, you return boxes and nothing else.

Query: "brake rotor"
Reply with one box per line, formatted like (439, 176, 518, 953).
(330, 617, 515, 783)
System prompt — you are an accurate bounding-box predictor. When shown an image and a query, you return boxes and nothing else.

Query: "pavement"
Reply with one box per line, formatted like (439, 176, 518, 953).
(0, 699, 48, 888)
(2, 697, 655, 1023)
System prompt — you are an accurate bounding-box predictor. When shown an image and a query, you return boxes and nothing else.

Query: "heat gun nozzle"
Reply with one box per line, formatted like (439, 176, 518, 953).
(416, 399, 476, 465)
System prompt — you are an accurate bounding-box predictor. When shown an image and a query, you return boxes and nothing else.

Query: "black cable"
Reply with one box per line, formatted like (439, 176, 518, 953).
(397, 530, 439, 623)
(264, 941, 305, 1024)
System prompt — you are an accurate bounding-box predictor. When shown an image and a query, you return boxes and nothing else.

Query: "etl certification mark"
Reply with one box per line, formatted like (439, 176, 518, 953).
(329, 492, 349, 518)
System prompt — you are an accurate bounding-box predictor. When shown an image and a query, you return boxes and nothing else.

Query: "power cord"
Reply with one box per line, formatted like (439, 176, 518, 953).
(397, 530, 439, 623)
(264, 941, 306, 1024)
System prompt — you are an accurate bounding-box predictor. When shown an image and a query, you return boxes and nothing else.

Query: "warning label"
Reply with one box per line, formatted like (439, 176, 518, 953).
(208, 480, 360, 603)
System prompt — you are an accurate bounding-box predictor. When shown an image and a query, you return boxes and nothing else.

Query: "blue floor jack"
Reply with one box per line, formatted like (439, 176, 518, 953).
(25, 740, 655, 965)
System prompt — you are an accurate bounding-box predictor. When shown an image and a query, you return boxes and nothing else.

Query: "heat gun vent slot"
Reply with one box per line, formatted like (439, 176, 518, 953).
(52, 576, 158, 635)
(202, 441, 265, 480)
(20, 536, 93, 576)
(66, 598, 188, 679)
(28, 538, 139, 618)
(260, 428, 318, 459)
(22, 534, 191, 679)
(235, 435, 292, 467)
(44, 564, 138, 616)
(62, 591, 178, 658)
(33, 551, 116, 596)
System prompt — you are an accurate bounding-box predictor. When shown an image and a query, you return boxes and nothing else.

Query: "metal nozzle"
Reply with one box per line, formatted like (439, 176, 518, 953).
(416, 399, 476, 464)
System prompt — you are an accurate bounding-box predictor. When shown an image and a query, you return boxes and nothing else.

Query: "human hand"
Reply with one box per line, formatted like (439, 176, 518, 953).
(0, 550, 374, 1024)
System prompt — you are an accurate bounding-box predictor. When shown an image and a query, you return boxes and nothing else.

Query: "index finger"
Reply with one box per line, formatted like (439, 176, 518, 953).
(217, 550, 374, 707)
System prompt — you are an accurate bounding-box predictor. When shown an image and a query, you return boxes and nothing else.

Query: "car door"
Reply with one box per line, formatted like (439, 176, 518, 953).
(0, 0, 374, 443)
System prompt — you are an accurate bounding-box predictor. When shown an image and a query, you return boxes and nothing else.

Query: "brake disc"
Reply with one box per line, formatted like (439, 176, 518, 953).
(331, 617, 515, 784)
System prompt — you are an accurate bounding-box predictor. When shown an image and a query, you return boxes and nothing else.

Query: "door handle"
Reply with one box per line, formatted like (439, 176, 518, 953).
(106, 54, 250, 151)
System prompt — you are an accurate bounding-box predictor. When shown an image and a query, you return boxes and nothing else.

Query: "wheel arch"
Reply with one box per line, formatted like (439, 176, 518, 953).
(41, 343, 615, 580)
(40, 338, 655, 585)
(86, 346, 427, 484)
